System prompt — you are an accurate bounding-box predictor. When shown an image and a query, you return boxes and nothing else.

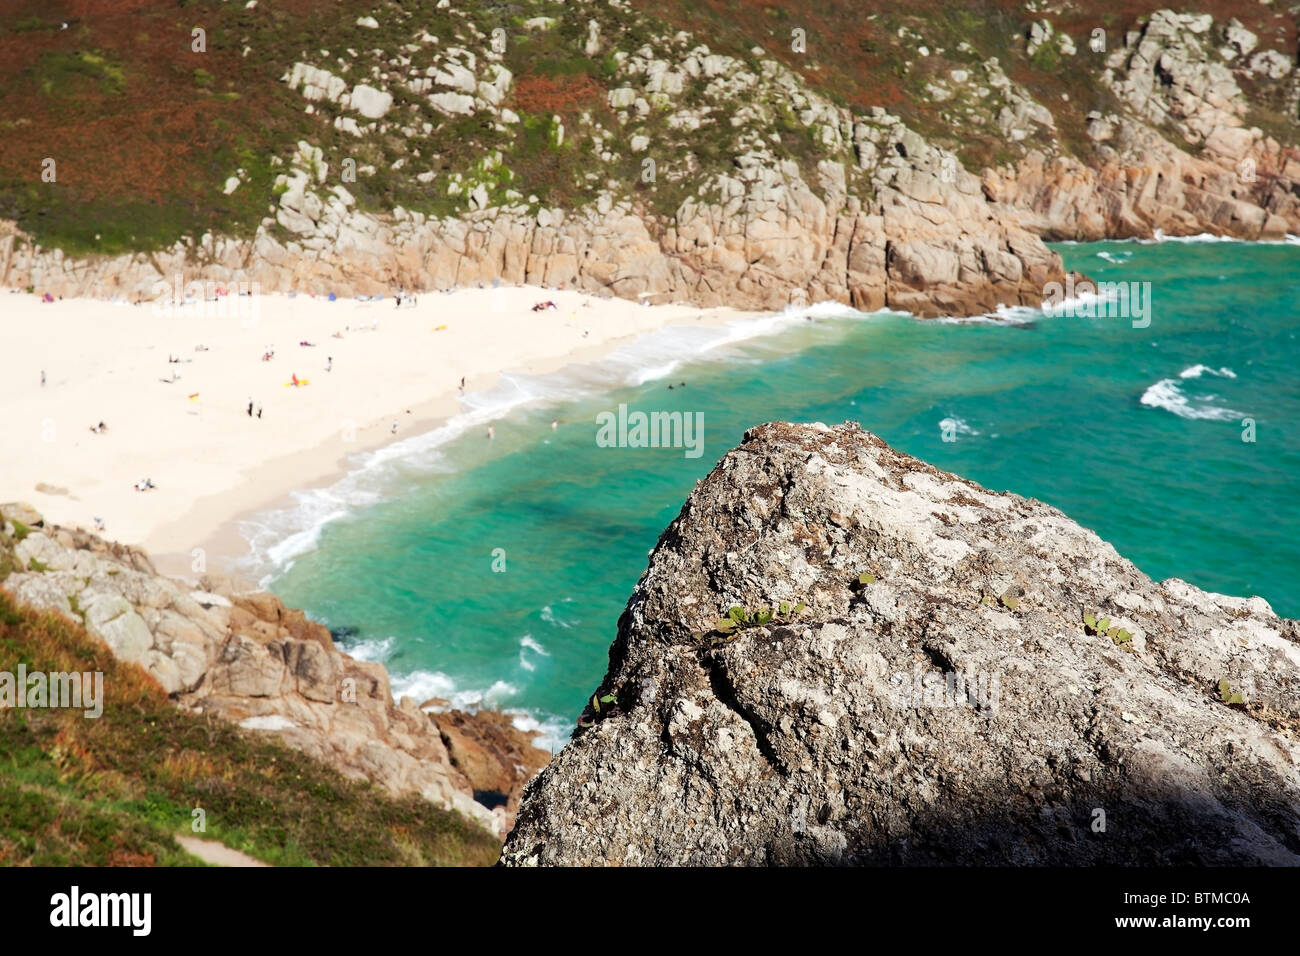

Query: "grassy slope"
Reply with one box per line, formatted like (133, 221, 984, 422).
(0, 550, 500, 865)
(0, 0, 1295, 257)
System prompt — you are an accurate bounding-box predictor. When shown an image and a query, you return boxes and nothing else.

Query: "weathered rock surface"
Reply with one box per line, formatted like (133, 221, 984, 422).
(0, 504, 545, 838)
(437, 708, 552, 819)
(501, 423, 1300, 865)
(986, 11, 1300, 240)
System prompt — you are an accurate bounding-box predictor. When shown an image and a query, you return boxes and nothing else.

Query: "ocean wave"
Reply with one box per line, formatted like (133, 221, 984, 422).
(338, 635, 395, 663)
(520, 635, 550, 656)
(1179, 364, 1237, 380)
(1140, 378, 1244, 421)
(619, 299, 880, 387)
(1053, 233, 1300, 246)
(388, 669, 520, 709)
(538, 605, 573, 630)
(386, 665, 569, 753)
(328, 633, 568, 749)
(983, 287, 1121, 325)
(518, 634, 552, 672)
(939, 416, 979, 437)
(506, 711, 570, 756)
(936, 311, 1012, 326)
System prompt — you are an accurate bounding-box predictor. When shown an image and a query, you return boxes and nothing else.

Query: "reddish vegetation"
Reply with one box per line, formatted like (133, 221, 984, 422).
(513, 73, 607, 114)
(1, 4, 249, 199)
(0, 0, 309, 249)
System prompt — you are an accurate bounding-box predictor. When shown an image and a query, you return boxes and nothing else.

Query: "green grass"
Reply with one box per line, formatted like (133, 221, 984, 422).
(33, 51, 127, 98)
(0, 585, 501, 867)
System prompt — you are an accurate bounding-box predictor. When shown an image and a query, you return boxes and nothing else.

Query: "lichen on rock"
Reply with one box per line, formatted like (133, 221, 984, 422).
(501, 423, 1300, 865)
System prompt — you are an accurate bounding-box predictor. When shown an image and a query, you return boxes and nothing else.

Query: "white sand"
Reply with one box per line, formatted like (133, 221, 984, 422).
(0, 286, 748, 567)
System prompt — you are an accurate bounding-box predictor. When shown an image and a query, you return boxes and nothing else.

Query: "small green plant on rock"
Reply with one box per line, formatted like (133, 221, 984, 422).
(1083, 611, 1132, 648)
(1218, 679, 1245, 706)
(978, 588, 1020, 611)
(577, 691, 619, 729)
(710, 601, 806, 641)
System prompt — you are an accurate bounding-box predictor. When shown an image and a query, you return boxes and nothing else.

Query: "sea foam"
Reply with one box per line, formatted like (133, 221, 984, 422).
(1140, 378, 1244, 421)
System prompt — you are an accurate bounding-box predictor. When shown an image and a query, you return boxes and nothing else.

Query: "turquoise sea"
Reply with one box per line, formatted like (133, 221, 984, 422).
(247, 240, 1300, 742)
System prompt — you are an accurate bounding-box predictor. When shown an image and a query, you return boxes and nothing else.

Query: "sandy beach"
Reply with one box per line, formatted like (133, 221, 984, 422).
(0, 285, 749, 571)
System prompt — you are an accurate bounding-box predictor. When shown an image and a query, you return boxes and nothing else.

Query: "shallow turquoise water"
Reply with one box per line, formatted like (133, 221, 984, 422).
(261, 240, 1300, 737)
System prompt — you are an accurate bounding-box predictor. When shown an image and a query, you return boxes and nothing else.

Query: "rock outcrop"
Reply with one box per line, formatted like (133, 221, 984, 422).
(501, 423, 1300, 865)
(985, 11, 1300, 240)
(0, 505, 546, 838)
(6, 7, 1297, 312)
(0, 115, 1060, 318)
(0, 5, 1067, 318)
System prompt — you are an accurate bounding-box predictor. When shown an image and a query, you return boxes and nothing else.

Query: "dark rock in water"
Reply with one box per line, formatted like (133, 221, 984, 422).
(501, 422, 1300, 866)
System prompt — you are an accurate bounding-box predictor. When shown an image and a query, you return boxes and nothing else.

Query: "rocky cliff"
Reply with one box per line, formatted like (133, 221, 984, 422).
(500, 423, 1300, 865)
(7, 4, 1297, 317)
(0, 504, 548, 839)
(983, 11, 1300, 240)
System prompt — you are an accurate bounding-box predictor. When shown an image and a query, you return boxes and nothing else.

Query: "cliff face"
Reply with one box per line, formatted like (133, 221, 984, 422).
(0, 505, 548, 838)
(0, 123, 1061, 318)
(0, 18, 1062, 317)
(501, 423, 1300, 866)
(984, 11, 1300, 240)
(3, 5, 1297, 311)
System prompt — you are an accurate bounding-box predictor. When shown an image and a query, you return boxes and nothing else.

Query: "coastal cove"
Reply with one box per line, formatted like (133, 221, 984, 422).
(253, 239, 1300, 740)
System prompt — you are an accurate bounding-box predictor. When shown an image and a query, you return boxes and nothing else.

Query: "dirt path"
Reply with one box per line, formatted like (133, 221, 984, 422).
(176, 835, 271, 867)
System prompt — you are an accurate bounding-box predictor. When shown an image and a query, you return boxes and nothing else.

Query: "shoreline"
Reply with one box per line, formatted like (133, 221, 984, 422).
(1, 284, 756, 580)
(151, 317, 739, 582)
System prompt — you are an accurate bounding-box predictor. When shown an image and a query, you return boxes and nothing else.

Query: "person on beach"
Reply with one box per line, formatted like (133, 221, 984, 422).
(392, 421, 398, 434)
(40, 369, 45, 387)
(257, 405, 263, 419)
(327, 356, 332, 372)
(487, 425, 495, 440)
(551, 420, 558, 431)
(247, 400, 254, 417)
